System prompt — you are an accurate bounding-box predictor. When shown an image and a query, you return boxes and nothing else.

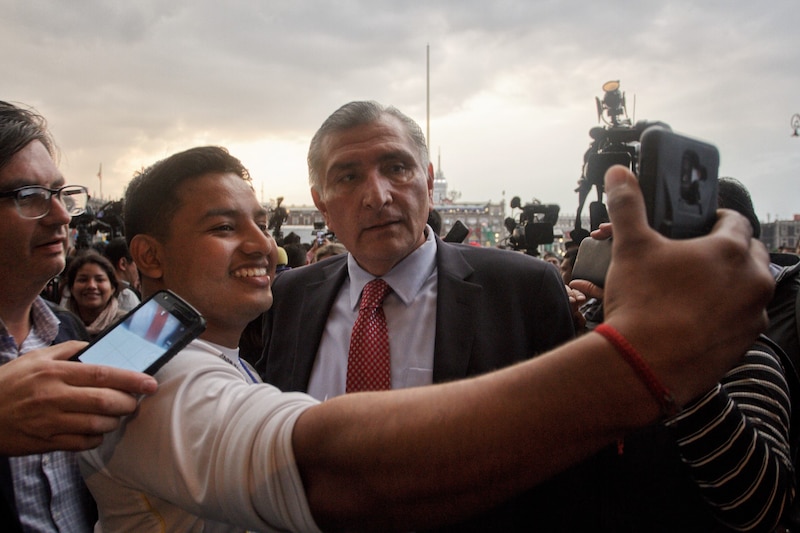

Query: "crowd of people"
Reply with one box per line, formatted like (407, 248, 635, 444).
(0, 97, 798, 532)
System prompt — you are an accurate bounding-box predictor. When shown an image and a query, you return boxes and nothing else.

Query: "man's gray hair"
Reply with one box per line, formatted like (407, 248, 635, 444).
(307, 101, 429, 192)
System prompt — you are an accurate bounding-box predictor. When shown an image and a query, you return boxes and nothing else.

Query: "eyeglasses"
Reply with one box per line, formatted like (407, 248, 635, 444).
(0, 185, 89, 219)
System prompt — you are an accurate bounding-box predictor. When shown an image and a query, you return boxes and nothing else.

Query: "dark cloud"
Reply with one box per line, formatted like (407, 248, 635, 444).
(2, 0, 798, 218)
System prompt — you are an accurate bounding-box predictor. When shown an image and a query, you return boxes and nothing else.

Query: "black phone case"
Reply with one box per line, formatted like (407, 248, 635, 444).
(70, 290, 206, 375)
(638, 127, 719, 239)
(443, 220, 470, 243)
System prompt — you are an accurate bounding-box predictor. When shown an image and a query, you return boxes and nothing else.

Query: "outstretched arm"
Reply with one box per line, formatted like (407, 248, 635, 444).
(0, 341, 158, 455)
(293, 165, 775, 532)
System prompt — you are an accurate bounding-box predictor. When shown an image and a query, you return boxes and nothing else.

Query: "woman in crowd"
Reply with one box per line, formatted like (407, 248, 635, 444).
(65, 252, 126, 339)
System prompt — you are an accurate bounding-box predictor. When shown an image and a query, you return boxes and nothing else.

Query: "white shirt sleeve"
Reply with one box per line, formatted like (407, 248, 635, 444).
(79, 340, 322, 532)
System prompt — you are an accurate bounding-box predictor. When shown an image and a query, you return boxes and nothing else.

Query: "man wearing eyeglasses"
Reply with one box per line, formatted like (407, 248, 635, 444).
(0, 101, 158, 532)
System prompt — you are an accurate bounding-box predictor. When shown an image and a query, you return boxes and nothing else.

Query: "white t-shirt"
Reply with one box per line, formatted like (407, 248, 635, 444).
(79, 339, 321, 532)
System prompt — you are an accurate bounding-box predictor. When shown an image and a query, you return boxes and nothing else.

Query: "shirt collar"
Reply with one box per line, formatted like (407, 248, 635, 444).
(347, 225, 437, 310)
(29, 297, 61, 345)
(0, 297, 60, 359)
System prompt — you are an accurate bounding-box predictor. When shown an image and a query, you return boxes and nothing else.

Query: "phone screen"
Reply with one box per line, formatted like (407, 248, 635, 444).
(73, 290, 205, 374)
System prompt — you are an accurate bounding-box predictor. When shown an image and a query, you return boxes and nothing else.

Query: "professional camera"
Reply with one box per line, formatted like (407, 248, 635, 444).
(95, 200, 125, 239)
(68, 200, 125, 250)
(268, 196, 289, 241)
(503, 197, 560, 256)
(570, 82, 719, 287)
(573, 80, 668, 238)
(69, 206, 109, 250)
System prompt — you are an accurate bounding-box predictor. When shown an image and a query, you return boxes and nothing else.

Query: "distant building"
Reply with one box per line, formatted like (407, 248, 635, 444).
(761, 215, 800, 252)
(432, 152, 448, 205)
(434, 202, 505, 246)
(267, 157, 591, 255)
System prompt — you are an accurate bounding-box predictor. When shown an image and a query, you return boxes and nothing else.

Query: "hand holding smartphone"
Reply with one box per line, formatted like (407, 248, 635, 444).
(571, 128, 719, 287)
(71, 290, 206, 375)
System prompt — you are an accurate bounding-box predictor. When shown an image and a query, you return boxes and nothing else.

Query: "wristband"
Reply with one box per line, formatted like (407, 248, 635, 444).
(595, 323, 679, 418)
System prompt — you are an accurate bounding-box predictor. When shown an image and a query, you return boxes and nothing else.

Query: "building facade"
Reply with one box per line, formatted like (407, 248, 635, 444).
(761, 216, 800, 252)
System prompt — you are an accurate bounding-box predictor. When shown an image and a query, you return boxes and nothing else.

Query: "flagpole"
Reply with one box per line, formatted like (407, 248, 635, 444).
(426, 44, 430, 154)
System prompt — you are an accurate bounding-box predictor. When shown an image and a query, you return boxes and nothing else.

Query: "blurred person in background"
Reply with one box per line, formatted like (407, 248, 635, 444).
(103, 236, 141, 311)
(65, 252, 127, 339)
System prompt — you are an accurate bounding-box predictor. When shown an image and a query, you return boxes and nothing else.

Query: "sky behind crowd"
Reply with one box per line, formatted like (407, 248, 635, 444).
(4, 0, 799, 222)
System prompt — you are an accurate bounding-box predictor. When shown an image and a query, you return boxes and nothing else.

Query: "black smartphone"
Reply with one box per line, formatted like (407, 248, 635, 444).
(443, 220, 470, 243)
(638, 127, 719, 239)
(571, 128, 719, 286)
(70, 290, 206, 375)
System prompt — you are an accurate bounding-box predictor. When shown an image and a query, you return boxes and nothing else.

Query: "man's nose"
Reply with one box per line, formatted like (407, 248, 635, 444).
(361, 169, 391, 209)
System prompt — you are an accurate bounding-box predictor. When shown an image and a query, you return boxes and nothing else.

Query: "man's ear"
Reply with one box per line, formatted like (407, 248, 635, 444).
(311, 188, 332, 230)
(129, 235, 164, 281)
(427, 162, 435, 205)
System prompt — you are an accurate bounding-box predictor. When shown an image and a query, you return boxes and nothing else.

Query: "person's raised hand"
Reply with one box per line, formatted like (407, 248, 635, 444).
(0, 341, 158, 455)
(599, 165, 773, 405)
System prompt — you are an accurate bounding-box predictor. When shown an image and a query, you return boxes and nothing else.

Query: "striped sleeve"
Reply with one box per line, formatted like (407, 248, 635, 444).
(664, 340, 795, 532)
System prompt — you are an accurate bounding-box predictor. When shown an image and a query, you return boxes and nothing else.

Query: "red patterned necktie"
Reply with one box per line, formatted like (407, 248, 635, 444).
(346, 279, 392, 392)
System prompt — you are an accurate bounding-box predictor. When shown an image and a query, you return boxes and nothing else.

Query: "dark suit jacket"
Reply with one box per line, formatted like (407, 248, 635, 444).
(258, 236, 574, 389)
(1, 302, 90, 533)
(257, 237, 575, 531)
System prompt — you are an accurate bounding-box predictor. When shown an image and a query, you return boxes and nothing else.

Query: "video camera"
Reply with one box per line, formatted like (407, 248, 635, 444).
(571, 81, 719, 287)
(573, 80, 669, 240)
(268, 196, 289, 241)
(503, 197, 560, 256)
(69, 200, 125, 250)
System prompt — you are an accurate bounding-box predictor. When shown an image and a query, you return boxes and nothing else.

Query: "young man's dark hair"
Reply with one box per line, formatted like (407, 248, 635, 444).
(124, 146, 250, 244)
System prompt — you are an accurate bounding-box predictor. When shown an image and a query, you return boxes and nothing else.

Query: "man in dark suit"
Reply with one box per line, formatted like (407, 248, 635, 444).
(260, 240, 573, 394)
(258, 102, 574, 529)
(259, 100, 573, 396)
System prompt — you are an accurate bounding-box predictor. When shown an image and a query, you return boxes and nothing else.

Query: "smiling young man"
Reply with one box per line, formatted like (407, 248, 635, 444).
(79, 144, 777, 532)
(78, 146, 322, 531)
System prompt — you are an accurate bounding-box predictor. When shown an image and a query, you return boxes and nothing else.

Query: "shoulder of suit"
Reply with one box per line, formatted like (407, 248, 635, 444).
(442, 241, 548, 266)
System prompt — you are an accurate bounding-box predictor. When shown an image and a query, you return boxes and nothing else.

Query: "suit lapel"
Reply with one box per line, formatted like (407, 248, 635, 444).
(432, 240, 481, 382)
(291, 259, 348, 390)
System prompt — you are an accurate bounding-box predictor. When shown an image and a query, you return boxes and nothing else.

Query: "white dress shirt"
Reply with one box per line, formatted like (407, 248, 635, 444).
(308, 227, 438, 400)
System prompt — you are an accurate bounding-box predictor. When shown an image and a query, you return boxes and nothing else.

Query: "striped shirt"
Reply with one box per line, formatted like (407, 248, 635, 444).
(0, 297, 94, 532)
(665, 338, 795, 531)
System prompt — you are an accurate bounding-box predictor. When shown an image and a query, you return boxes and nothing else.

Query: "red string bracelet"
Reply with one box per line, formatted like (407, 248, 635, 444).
(595, 323, 679, 418)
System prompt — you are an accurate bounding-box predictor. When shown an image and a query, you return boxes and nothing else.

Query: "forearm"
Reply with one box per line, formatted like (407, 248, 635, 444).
(294, 332, 668, 532)
(294, 166, 775, 532)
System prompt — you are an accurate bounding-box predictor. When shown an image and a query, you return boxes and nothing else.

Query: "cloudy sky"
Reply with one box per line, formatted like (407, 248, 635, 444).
(4, 0, 799, 222)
